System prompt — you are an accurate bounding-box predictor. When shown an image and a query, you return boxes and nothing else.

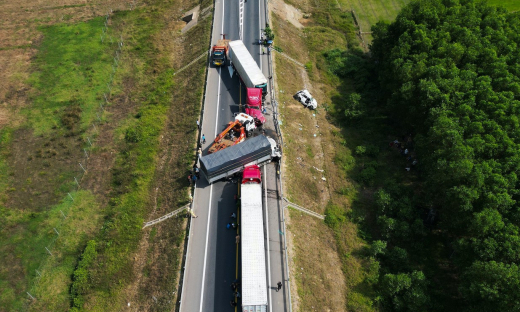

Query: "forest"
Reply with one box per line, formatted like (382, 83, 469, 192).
(329, 0, 520, 311)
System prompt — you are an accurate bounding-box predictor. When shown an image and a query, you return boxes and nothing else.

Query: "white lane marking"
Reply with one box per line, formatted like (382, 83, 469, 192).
(259, 0, 262, 70)
(199, 0, 224, 309)
(239, 0, 244, 40)
(199, 184, 213, 312)
(179, 187, 197, 311)
(264, 164, 272, 312)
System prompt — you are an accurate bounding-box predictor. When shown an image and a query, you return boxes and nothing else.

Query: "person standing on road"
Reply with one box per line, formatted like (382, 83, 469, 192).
(276, 281, 282, 292)
(188, 207, 198, 218)
(202, 134, 206, 144)
(236, 234, 240, 244)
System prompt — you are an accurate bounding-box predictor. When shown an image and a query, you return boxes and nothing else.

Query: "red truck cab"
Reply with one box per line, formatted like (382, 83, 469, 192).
(246, 88, 266, 127)
(242, 165, 261, 184)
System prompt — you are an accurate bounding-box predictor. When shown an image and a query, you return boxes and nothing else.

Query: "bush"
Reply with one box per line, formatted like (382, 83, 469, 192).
(125, 127, 141, 143)
(355, 145, 366, 155)
(71, 240, 97, 308)
(325, 203, 346, 229)
(369, 240, 387, 257)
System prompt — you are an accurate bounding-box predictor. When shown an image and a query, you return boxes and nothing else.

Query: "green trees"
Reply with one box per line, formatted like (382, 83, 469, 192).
(366, 0, 520, 310)
(460, 261, 520, 311)
(379, 271, 429, 312)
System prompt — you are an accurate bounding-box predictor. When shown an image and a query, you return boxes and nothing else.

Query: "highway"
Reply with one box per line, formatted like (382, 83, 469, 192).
(179, 0, 290, 311)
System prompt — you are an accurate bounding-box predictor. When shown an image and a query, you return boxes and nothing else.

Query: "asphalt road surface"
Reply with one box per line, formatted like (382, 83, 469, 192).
(180, 0, 290, 311)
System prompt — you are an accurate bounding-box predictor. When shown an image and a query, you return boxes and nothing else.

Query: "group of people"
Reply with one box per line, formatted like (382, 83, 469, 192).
(227, 212, 237, 229)
(389, 134, 419, 171)
(188, 165, 201, 185)
(229, 280, 241, 307)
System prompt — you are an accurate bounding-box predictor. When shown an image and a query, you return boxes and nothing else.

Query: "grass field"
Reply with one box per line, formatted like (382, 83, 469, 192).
(27, 18, 114, 135)
(0, 16, 116, 311)
(488, 0, 520, 11)
(0, 0, 212, 310)
(344, 0, 519, 43)
(341, 0, 411, 42)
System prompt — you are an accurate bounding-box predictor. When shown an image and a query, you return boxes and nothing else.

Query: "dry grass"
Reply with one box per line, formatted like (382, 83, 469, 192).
(271, 0, 379, 310)
(287, 208, 346, 312)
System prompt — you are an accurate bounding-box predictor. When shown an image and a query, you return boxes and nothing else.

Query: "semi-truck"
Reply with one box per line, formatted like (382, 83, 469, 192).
(240, 164, 268, 312)
(245, 88, 266, 126)
(199, 135, 280, 184)
(228, 40, 268, 94)
(212, 36, 230, 66)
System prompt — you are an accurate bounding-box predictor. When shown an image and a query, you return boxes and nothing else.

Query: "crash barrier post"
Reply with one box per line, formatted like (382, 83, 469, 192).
(177, 3, 216, 312)
(264, 0, 292, 311)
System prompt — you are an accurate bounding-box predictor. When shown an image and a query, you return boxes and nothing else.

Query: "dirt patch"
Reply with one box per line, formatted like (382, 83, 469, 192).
(271, 0, 305, 29)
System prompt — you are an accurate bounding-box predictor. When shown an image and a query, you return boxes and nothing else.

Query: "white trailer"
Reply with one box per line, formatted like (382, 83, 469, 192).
(240, 165, 268, 312)
(228, 40, 268, 93)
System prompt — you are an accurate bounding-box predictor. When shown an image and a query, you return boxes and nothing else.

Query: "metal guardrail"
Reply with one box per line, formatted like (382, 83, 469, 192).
(174, 50, 210, 75)
(264, 2, 293, 312)
(177, 3, 216, 310)
(282, 197, 325, 220)
(142, 204, 191, 228)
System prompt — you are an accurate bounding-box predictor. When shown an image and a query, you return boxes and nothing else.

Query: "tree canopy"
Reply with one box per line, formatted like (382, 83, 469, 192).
(368, 0, 520, 310)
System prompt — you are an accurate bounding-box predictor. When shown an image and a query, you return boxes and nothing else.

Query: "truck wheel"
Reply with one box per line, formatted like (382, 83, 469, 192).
(247, 131, 252, 137)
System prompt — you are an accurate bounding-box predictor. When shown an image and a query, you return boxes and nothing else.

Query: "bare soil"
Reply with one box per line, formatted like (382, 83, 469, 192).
(271, 0, 305, 29)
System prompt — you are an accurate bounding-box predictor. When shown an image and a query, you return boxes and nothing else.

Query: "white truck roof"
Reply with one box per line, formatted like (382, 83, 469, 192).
(229, 40, 268, 88)
(241, 183, 268, 308)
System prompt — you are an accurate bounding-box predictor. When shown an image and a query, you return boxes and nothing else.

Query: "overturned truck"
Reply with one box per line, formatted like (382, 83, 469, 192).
(199, 135, 280, 184)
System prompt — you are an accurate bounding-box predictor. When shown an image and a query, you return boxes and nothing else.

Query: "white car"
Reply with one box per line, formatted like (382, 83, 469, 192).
(293, 89, 317, 109)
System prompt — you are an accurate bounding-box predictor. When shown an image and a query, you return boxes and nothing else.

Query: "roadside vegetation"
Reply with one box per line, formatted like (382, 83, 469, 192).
(270, 0, 407, 309)
(275, 0, 520, 311)
(365, 1, 520, 310)
(0, 0, 211, 310)
(69, 1, 212, 310)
